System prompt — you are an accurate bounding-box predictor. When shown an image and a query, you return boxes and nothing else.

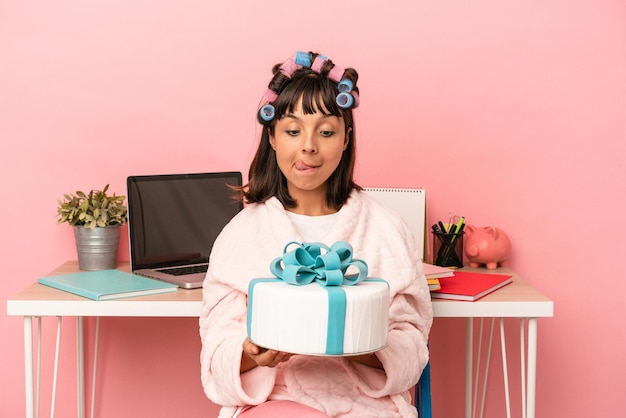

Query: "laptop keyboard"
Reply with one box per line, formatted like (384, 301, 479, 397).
(156, 264, 208, 276)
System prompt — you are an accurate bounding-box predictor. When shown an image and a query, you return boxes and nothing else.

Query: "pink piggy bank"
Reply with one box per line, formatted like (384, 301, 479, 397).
(463, 225, 511, 269)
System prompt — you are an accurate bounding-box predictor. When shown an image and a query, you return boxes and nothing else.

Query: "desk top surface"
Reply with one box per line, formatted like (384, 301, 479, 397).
(7, 262, 553, 318)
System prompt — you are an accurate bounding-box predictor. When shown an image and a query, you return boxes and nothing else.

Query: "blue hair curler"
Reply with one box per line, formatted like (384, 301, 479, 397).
(259, 104, 276, 122)
(294, 51, 312, 67)
(337, 79, 353, 93)
(336, 92, 355, 109)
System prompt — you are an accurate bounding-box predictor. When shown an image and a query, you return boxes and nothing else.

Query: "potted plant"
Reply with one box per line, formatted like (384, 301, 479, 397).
(57, 184, 128, 271)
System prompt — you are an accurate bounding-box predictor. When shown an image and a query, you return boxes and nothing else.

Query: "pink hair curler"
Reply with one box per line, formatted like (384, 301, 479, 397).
(263, 89, 278, 103)
(328, 65, 345, 82)
(279, 58, 301, 77)
(311, 56, 326, 73)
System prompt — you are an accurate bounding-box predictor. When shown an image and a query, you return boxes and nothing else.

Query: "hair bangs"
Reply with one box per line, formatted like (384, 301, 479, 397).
(275, 71, 343, 120)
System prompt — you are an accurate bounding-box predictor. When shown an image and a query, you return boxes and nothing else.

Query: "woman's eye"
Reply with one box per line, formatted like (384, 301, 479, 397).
(320, 130, 335, 137)
(285, 130, 299, 136)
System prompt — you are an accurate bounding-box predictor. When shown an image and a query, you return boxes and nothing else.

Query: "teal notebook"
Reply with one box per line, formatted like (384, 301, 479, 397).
(38, 269, 178, 301)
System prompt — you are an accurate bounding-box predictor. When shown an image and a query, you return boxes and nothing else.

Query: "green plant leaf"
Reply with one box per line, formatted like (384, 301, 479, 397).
(56, 185, 127, 227)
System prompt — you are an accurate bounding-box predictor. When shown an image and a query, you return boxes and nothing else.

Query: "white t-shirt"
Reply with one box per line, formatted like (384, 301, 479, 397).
(286, 211, 338, 243)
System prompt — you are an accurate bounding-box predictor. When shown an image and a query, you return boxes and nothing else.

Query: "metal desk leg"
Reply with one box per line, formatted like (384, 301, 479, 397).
(24, 316, 34, 418)
(464, 317, 539, 418)
(465, 318, 473, 418)
(77, 317, 85, 418)
(527, 318, 538, 418)
(500, 318, 511, 418)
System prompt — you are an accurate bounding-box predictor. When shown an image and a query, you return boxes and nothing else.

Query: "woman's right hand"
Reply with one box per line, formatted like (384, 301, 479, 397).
(241, 338, 293, 372)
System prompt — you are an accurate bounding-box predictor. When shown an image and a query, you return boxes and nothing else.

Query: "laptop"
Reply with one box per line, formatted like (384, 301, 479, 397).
(127, 172, 243, 289)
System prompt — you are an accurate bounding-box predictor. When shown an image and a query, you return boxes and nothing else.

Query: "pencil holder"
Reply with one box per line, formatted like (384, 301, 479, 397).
(432, 231, 464, 268)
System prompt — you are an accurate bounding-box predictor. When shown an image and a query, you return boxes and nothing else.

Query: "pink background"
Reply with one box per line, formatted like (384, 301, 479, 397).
(2, 1, 625, 417)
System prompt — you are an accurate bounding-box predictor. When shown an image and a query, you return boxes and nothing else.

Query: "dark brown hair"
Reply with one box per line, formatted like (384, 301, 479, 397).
(237, 53, 361, 210)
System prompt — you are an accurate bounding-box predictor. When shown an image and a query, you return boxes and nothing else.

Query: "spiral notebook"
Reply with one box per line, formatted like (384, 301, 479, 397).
(363, 188, 427, 261)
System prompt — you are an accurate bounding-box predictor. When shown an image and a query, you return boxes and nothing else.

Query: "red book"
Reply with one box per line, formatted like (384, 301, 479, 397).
(430, 271, 513, 301)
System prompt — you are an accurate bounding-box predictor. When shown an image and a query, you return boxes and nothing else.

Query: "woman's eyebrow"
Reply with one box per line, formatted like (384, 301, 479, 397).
(281, 113, 337, 122)
(281, 113, 303, 122)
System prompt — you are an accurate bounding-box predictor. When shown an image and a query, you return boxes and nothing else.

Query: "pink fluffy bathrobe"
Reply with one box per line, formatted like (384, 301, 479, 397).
(199, 190, 433, 418)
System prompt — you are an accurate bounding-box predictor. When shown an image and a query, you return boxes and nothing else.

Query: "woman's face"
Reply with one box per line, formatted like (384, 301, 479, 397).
(270, 101, 348, 211)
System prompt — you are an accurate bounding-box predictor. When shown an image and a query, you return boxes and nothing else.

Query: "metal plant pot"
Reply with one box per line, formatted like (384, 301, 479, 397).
(74, 226, 120, 271)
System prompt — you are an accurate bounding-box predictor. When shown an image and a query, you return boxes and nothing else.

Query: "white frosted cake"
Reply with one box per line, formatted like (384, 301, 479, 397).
(247, 278, 389, 356)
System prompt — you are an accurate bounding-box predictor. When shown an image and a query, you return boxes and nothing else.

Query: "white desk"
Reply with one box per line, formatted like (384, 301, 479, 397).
(432, 267, 553, 418)
(7, 262, 553, 418)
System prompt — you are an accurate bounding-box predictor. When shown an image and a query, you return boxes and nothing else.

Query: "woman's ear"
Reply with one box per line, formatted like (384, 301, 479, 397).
(269, 130, 276, 150)
(344, 127, 352, 150)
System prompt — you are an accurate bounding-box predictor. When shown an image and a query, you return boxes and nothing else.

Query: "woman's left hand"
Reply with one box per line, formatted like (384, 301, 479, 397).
(241, 338, 293, 372)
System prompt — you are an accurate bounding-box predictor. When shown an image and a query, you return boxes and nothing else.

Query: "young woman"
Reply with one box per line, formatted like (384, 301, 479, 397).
(199, 51, 432, 418)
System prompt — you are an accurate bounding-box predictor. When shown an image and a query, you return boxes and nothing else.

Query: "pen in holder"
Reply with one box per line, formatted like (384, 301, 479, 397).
(432, 230, 465, 268)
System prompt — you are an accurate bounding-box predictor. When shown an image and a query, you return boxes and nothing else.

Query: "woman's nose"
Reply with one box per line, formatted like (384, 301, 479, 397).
(301, 131, 318, 153)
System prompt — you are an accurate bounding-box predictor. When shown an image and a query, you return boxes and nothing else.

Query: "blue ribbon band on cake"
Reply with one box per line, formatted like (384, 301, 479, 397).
(248, 241, 373, 355)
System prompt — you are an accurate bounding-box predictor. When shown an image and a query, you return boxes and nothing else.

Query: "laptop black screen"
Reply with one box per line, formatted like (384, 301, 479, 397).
(127, 172, 243, 270)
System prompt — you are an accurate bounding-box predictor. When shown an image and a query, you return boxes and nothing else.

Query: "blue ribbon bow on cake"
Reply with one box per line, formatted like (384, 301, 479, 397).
(269, 241, 368, 287)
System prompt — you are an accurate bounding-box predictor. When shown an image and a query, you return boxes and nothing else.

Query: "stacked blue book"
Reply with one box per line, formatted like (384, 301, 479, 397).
(38, 269, 178, 301)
